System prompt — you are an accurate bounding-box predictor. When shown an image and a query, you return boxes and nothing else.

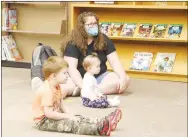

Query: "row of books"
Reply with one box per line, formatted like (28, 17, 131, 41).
(130, 52, 176, 73)
(1, 35, 176, 73)
(2, 8, 17, 30)
(100, 23, 183, 39)
(94, 1, 168, 6)
(2, 35, 22, 61)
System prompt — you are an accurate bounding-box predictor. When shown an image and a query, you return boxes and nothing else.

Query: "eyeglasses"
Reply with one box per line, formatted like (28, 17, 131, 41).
(84, 23, 98, 28)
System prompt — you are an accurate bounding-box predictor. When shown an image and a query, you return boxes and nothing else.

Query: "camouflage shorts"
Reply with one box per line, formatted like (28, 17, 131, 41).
(36, 115, 104, 135)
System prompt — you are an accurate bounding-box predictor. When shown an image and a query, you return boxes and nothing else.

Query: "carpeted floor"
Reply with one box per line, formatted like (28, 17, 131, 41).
(2, 67, 187, 137)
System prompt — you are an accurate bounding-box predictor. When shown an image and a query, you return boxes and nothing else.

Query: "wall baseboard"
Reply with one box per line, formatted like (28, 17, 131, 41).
(2, 60, 31, 69)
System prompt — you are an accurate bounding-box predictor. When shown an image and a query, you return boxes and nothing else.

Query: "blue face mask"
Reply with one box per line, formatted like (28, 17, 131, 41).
(86, 26, 98, 36)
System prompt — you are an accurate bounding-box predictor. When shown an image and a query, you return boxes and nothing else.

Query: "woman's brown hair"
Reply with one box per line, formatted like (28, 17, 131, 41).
(61, 12, 107, 56)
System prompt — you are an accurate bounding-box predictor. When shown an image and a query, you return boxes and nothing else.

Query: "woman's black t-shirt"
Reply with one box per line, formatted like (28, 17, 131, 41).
(64, 34, 116, 78)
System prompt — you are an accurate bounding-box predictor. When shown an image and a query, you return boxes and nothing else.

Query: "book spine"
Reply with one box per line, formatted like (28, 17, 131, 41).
(2, 36, 15, 61)
(2, 37, 12, 61)
(1, 48, 7, 60)
(2, 8, 9, 30)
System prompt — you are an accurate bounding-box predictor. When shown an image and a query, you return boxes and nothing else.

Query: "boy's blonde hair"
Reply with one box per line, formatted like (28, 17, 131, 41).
(42, 56, 69, 79)
(82, 53, 100, 71)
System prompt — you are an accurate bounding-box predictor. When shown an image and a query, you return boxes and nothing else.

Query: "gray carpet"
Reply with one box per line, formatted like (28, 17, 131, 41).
(2, 67, 187, 137)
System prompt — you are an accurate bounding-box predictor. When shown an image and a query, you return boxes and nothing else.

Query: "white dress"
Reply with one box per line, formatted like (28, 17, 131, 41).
(81, 72, 102, 100)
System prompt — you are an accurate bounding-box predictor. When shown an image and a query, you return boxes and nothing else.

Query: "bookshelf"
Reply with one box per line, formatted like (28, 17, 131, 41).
(5, 2, 67, 6)
(76, 3, 187, 10)
(108, 36, 186, 43)
(1, 2, 68, 66)
(2, 30, 65, 35)
(71, 2, 187, 82)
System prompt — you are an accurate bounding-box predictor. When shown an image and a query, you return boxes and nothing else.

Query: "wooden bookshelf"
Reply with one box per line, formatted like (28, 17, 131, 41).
(2, 30, 65, 35)
(1, 2, 68, 66)
(84, 5, 186, 10)
(71, 2, 187, 82)
(86, 3, 187, 10)
(5, 2, 67, 7)
(108, 36, 187, 43)
(2, 60, 31, 68)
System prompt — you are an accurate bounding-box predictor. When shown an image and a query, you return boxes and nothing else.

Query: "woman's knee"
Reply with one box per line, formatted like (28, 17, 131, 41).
(125, 74, 131, 88)
(99, 72, 119, 94)
(100, 72, 131, 94)
(100, 72, 119, 84)
(60, 77, 76, 96)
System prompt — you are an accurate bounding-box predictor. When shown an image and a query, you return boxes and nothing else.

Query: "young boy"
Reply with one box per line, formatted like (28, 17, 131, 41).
(32, 56, 122, 136)
(81, 53, 120, 108)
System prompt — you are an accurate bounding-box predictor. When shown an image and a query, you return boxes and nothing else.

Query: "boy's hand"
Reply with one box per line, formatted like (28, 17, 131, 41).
(70, 116, 80, 122)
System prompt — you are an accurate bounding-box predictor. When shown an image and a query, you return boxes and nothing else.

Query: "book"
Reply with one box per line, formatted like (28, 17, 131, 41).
(110, 22, 123, 36)
(8, 8, 17, 30)
(151, 24, 168, 38)
(100, 22, 111, 36)
(120, 23, 137, 37)
(2, 35, 22, 61)
(2, 8, 9, 31)
(94, 1, 114, 4)
(129, 52, 153, 71)
(153, 1, 167, 6)
(167, 24, 183, 38)
(1, 47, 7, 60)
(2, 36, 13, 61)
(153, 53, 176, 73)
(137, 23, 153, 38)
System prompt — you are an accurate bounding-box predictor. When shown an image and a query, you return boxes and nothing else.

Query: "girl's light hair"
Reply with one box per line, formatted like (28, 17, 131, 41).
(82, 52, 100, 71)
(42, 56, 69, 79)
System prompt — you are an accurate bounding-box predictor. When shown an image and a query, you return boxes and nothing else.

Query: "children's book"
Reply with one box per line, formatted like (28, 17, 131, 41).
(2, 36, 14, 61)
(100, 22, 111, 36)
(8, 8, 17, 30)
(167, 24, 183, 38)
(1, 47, 7, 60)
(110, 22, 123, 36)
(153, 1, 167, 6)
(2, 8, 9, 30)
(94, 1, 114, 4)
(2, 35, 22, 61)
(120, 23, 137, 37)
(151, 24, 168, 38)
(137, 23, 153, 38)
(129, 52, 153, 71)
(153, 53, 176, 73)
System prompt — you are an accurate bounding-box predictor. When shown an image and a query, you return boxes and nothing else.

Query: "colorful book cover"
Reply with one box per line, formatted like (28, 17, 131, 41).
(167, 24, 183, 38)
(9, 35, 22, 60)
(2, 36, 14, 61)
(153, 1, 167, 6)
(129, 52, 153, 71)
(100, 22, 111, 36)
(153, 53, 176, 73)
(94, 1, 114, 4)
(2, 8, 9, 30)
(137, 23, 153, 38)
(2, 35, 22, 61)
(151, 24, 168, 38)
(120, 23, 137, 37)
(110, 22, 124, 36)
(8, 8, 17, 30)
